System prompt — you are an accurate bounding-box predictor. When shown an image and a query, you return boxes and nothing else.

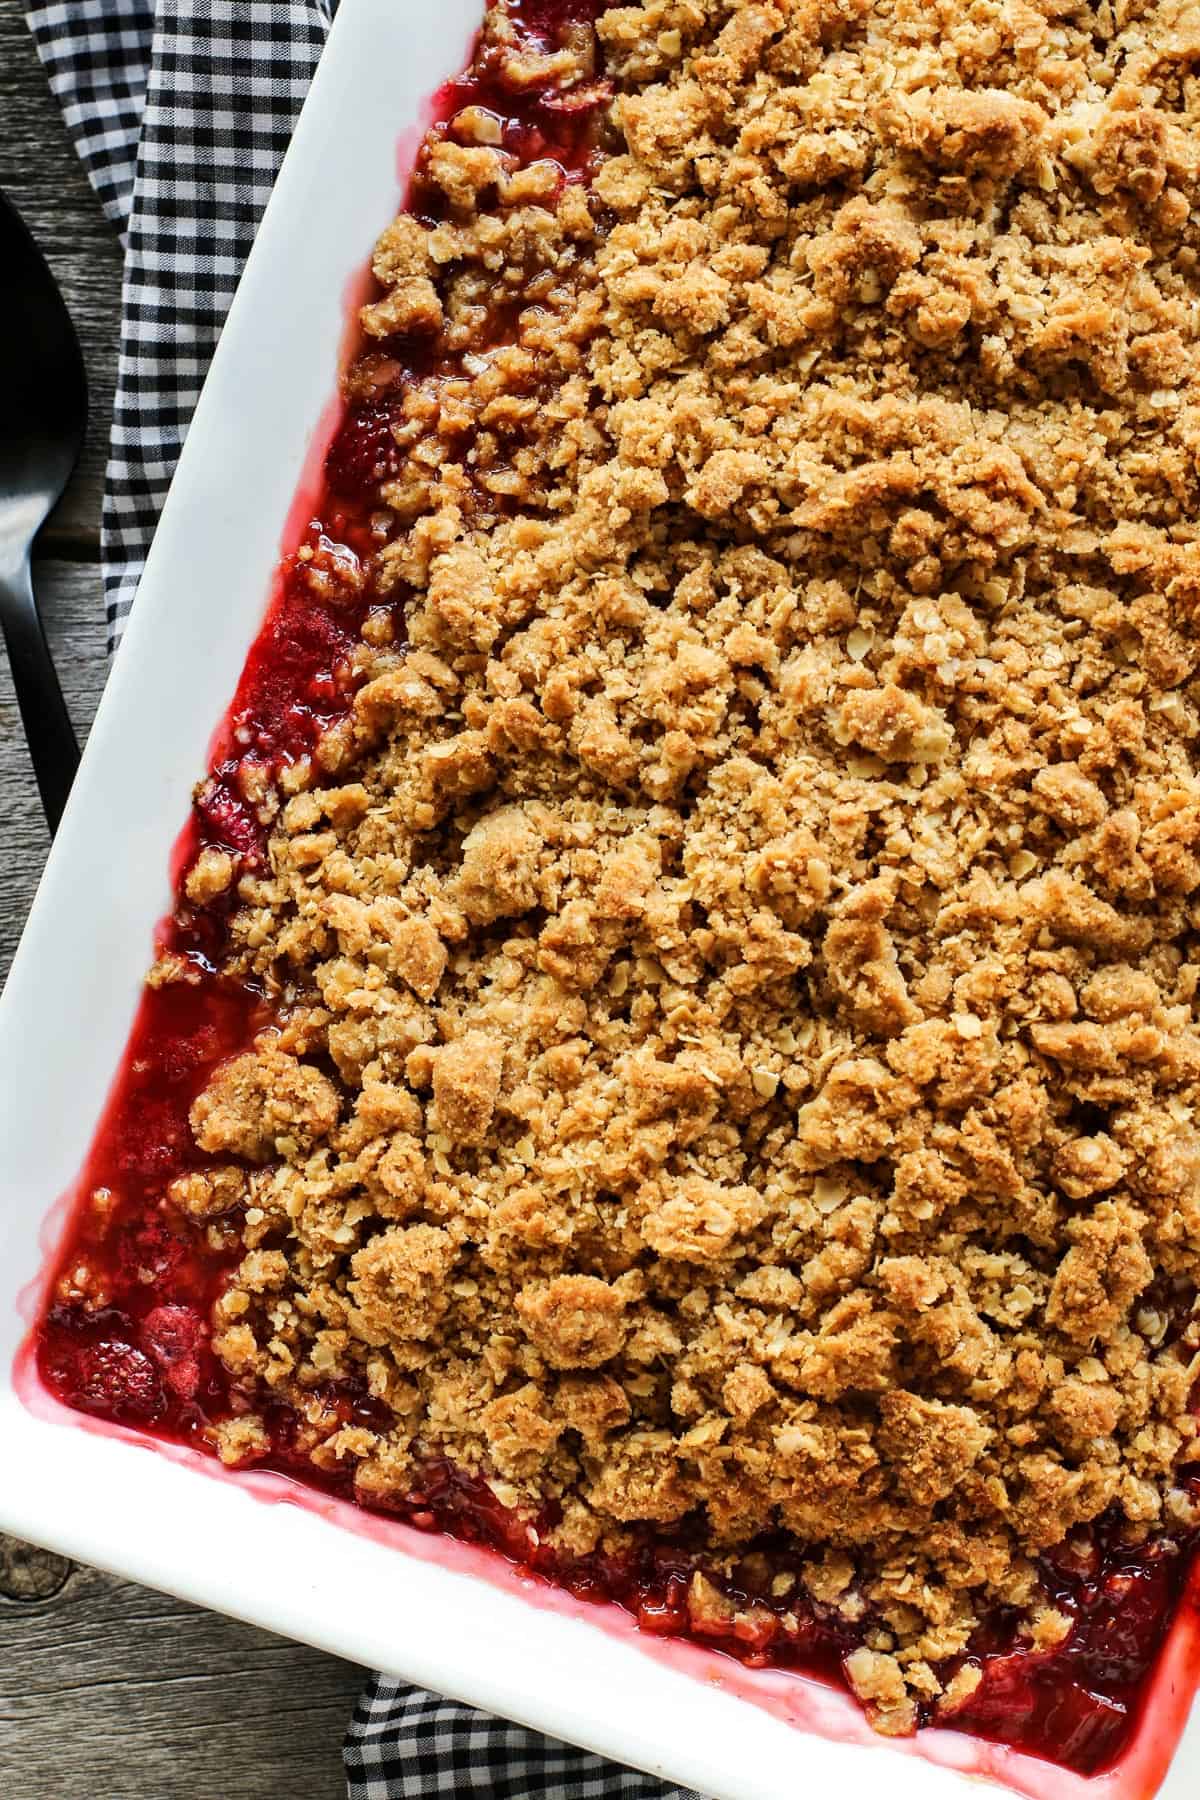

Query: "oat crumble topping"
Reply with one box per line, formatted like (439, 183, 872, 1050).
(71, 0, 1200, 1742)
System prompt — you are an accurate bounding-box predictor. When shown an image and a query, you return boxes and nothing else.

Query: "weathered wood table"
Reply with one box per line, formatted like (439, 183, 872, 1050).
(0, 6, 366, 1791)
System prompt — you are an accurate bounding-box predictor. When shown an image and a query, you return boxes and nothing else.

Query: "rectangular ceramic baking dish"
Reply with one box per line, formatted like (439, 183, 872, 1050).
(2, 4, 1198, 1796)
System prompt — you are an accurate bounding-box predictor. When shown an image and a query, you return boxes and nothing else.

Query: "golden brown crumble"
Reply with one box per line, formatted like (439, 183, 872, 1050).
(176, 0, 1200, 1732)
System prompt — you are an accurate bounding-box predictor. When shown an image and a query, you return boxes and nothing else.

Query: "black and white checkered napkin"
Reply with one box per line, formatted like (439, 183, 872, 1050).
(346, 1679, 702, 1799)
(22, 4, 701, 1795)
(27, 0, 333, 649)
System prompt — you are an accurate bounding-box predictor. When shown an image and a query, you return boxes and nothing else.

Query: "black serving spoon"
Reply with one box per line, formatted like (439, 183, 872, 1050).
(0, 186, 86, 834)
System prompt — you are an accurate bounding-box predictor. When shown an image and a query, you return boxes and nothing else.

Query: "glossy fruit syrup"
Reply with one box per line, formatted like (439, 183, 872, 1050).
(28, 0, 1200, 1782)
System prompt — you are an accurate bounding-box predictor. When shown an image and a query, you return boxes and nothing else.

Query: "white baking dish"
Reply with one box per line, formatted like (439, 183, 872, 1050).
(2, 3, 1198, 1795)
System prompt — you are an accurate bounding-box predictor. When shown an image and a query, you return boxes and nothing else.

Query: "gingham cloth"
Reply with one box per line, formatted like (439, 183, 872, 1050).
(22, 5, 703, 1795)
(346, 1680, 702, 1799)
(26, 0, 333, 647)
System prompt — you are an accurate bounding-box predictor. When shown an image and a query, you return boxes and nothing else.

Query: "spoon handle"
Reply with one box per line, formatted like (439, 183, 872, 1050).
(0, 559, 81, 835)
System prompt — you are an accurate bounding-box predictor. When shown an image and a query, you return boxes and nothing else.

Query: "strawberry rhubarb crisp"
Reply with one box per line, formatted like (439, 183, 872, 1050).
(36, 0, 1200, 1775)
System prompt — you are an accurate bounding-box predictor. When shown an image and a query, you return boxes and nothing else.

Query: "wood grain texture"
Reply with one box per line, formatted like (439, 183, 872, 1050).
(0, 1559, 364, 1800)
(0, 0, 123, 549)
(0, 1538, 72, 1603)
(0, 11, 370, 1793)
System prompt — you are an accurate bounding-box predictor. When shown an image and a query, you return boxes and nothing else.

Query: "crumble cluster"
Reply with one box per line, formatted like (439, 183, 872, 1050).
(175, 0, 1200, 1732)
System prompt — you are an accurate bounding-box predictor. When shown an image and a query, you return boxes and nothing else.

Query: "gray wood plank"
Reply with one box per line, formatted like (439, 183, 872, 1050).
(0, 0, 123, 550)
(0, 1551, 365, 1800)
